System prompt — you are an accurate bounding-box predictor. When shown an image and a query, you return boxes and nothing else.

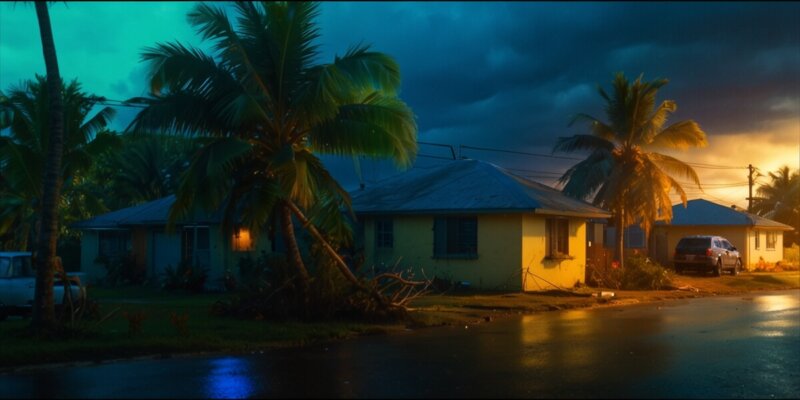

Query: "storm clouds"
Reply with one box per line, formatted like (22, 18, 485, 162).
(2, 2, 798, 202)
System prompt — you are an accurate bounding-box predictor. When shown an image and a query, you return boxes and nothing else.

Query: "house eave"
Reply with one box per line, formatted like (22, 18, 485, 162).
(355, 207, 610, 219)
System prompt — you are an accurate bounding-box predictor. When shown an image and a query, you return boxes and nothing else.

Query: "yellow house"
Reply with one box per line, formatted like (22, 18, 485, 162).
(651, 199, 794, 270)
(351, 160, 610, 291)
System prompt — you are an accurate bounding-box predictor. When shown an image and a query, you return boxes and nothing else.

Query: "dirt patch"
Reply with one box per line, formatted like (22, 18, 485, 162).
(408, 271, 800, 327)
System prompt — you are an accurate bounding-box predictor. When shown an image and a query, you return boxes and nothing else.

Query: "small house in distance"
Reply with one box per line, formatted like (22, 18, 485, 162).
(72, 195, 273, 288)
(651, 199, 794, 269)
(350, 159, 611, 291)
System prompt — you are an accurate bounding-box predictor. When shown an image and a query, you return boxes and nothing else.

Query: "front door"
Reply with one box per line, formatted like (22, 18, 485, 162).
(182, 226, 210, 270)
(153, 230, 181, 278)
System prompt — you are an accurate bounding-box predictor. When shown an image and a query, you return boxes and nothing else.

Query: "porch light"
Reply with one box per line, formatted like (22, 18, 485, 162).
(232, 228, 253, 251)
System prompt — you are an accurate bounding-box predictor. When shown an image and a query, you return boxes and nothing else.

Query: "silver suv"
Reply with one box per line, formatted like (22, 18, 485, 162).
(673, 235, 742, 276)
(0, 252, 86, 320)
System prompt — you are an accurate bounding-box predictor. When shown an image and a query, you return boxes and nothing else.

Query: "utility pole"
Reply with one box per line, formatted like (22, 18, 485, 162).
(747, 164, 756, 212)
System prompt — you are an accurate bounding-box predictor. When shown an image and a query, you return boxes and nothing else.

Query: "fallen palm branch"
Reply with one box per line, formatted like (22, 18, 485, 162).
(286, 200, 429, 312)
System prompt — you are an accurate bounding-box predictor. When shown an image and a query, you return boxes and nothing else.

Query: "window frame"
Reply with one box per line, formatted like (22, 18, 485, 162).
(766, 231, 777, 250)
(433, 216, 478, 259)
(546, 217, 572, 260)
(754, 231, 761, 250)
(97, 229, 131, 260)
(375, 217, 394, 249)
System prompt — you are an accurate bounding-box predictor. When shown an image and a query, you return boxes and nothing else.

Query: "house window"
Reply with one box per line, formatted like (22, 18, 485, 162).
(766, 231, 777, 250)
(754, 231, 761, 250)
(433, 216, 478, 258)
(546, 218, 570, 259)
(546, 218, 570, 258)
(98, 230, 130, 259)
(232, 227, 254, 252)
(375, 217, 394, 249)
(183, 226, 210, 268)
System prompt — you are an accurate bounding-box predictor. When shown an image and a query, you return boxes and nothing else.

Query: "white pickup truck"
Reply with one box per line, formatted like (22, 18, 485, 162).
(0, 252, 86, 321)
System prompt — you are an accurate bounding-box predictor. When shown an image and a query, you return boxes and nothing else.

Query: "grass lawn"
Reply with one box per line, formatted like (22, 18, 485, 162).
(2, 270, 798, 371)
(0, 286, 391, 371)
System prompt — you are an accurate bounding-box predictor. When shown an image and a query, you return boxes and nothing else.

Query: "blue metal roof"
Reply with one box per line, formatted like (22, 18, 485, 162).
(660, 199, 793, 230)
(350, 159, 611, 218)
(72, 195, 223, 229)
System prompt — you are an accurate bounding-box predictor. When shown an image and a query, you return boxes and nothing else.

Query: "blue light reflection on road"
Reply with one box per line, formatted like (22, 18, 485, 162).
(204, 357, 255, 399)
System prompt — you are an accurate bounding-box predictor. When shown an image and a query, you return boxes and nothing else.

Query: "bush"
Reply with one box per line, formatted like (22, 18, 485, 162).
(96, 254, 146, 287)
(212, 245, 405, 322)
(620, 255, 673, 290)
(589, 255, 672, 290)
(162, 259, 208, 293)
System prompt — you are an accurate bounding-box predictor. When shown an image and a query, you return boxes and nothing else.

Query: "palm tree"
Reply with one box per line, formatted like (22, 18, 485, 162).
(752, 166, 800, 245)
(126, 2, 417, 305)
(87, 134, 198, 210)
(31, 1, 65, 333)
(553, 72, 707, 268)
(0, 76, 118, 250)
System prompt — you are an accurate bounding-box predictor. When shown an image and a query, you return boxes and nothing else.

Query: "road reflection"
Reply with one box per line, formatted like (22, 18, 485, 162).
(204, 357, 254, 399)
(1, 291, 797, 398)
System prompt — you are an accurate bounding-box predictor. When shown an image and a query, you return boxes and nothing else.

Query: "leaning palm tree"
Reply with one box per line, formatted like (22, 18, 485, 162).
(126, 2, 417, 309)
(752, 166, 800, 245)
(553, 72, 707, 268)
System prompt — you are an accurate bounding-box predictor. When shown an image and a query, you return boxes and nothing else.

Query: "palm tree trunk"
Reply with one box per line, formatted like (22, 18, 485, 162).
(614, 207, 625, 270)
(284, 200, 390, 308)
(279, 201, 310, 291)
(31, 1, 64, 335)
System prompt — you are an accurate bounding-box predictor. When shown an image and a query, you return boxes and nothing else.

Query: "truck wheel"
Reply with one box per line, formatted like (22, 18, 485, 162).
(732, 260, 741, 276)
(714, 260, 722, 277)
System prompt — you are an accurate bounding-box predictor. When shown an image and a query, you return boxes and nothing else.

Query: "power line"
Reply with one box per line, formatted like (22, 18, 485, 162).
(459, 144, 583, 161)
(684, 162, 748, 170)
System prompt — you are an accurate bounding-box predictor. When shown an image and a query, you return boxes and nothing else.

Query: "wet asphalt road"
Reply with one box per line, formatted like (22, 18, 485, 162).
(1, 290, 798, 398)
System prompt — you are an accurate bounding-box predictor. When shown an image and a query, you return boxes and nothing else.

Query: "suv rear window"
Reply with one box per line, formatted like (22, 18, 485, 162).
(677, 238, 711, 249)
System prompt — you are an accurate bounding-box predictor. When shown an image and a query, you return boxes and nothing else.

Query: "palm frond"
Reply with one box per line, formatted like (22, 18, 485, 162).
(78, 106, 116, 143)
(126, 92, 232, 136)
(553, 134, 615, 154)
(167, 137, 253, 228)
(647, 120, 707, 150)
(261, 1, 321, 99)
(647, 152, 702, 186)
(309, 94, 417, 167)
(568, 113, 618, 142)
(640, 100, 676, 144)
(188, 3, 274, 101)
(558, 149, 612, 200)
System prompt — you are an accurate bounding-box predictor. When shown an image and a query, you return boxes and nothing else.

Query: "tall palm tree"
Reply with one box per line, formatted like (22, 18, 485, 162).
(31, 1, 65, 333)
(126, 2, 417, 301)
(553, 72, 707, 268)
(0, 76, 118, 250)
(752, 166, 800, 245)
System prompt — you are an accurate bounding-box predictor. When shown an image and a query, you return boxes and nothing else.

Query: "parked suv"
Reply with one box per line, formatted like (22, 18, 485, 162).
(0, 252, 86, 321)
(673, 235, 742, 276)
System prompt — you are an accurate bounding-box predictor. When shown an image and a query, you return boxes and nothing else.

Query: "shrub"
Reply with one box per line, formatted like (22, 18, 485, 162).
(121, 310, 147, 336)
(97, 254, 146, 287)
(589, 255, 672, 290)
(620, 255, 673, 290)
(169, 312, 190, 337)
(162, 259, 208, 293)
(212, 245, 409, 322)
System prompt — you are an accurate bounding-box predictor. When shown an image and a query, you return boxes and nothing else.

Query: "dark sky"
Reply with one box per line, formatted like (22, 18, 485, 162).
(2, 2, 798, 208)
